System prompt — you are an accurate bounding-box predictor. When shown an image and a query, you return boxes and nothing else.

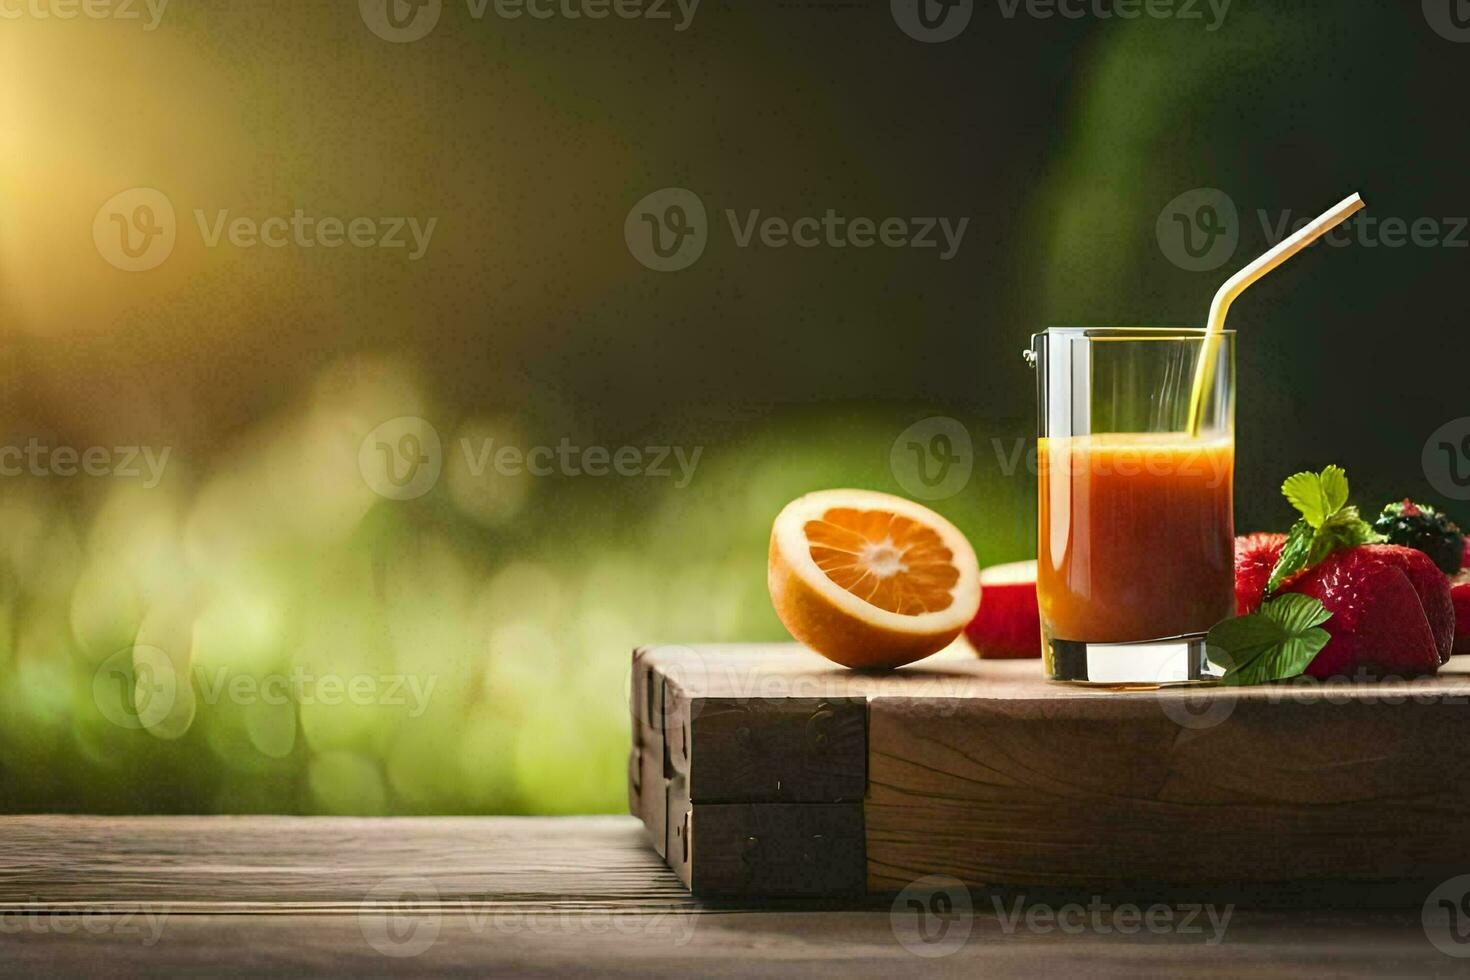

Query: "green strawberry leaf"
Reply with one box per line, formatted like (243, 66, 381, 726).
(1266, 466, 1384, 597)
(1308, 506, 1385, 564)
(1266, 519, 1315, 593)
(1206, 593, 1333, 686)
(1282, 466, 1347, 529)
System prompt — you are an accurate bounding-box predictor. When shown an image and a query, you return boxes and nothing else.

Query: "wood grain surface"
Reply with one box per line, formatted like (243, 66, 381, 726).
(2, 815, 1466, 977)
(0, 815, 692, 912)
(635, 644, 1470, 897)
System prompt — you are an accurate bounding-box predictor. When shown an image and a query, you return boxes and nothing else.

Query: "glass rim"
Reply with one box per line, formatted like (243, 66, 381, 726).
(1038, 326, 1235, 342)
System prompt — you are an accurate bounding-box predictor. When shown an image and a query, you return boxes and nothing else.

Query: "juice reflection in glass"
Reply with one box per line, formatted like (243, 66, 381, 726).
(1029, 329, 1236, 685)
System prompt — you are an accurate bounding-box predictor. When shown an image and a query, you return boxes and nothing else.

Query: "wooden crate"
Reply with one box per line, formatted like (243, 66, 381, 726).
(629, 643, 1470, 899)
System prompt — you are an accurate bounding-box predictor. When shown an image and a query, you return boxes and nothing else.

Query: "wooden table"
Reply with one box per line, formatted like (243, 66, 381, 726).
(0, 815, 1463, 976)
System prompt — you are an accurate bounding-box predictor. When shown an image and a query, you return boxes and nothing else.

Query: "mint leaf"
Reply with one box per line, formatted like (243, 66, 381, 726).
(1266, 519, 1315, 593)
(1206, 593, 1333, 686)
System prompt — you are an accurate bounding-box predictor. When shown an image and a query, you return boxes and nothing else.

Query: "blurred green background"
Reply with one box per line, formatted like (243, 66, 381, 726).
(0, 0, 1465, 813)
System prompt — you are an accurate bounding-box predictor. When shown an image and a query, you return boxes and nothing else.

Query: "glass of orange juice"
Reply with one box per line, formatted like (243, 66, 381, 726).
(1028, 328, 1236, 685)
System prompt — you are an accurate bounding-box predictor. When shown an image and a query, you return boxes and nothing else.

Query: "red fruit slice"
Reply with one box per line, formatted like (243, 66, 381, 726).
(1281, 545, 1447, 678)
(1357, 545, 1455, 663)
(1452, 572, 1470, 657)
(1234, 533, 1286, 615)
(963, 560, 1040, 659)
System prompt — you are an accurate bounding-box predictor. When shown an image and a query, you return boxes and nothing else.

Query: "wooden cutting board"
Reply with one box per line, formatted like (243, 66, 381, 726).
(628, 643, 1470, 899)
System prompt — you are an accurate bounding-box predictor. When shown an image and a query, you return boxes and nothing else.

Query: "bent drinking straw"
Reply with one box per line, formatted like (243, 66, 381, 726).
(1186, 192, 1366, 435)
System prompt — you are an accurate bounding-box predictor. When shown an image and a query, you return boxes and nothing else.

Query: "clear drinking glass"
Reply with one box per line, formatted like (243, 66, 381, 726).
(1027, 328, 1236, 685)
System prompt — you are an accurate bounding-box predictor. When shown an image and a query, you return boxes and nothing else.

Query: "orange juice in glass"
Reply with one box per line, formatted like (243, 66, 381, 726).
(1028, 328, 1235, 685)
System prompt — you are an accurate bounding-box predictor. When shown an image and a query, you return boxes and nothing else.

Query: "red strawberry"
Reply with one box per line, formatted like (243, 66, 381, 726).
(1281, 545, 1451, 678)
(1452, 570, 1470, 657)
(1359, 545, 1455, 662)
(1234, 533, 1286, 615)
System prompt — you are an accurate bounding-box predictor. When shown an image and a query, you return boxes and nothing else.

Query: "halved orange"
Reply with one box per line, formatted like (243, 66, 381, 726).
(768, 489, 981, 669)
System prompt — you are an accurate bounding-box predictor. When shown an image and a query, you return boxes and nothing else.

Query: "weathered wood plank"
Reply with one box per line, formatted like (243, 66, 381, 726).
(0, 905, 1459, 978)
(632, 644, 1470, 898)
(0, 815, 1462, 976)
(866, 695, 1470, 890)
(0, 816, 692, 912)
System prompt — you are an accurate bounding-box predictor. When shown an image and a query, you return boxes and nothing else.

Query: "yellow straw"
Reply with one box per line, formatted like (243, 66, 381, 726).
(1186, 192, 1366, 434)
